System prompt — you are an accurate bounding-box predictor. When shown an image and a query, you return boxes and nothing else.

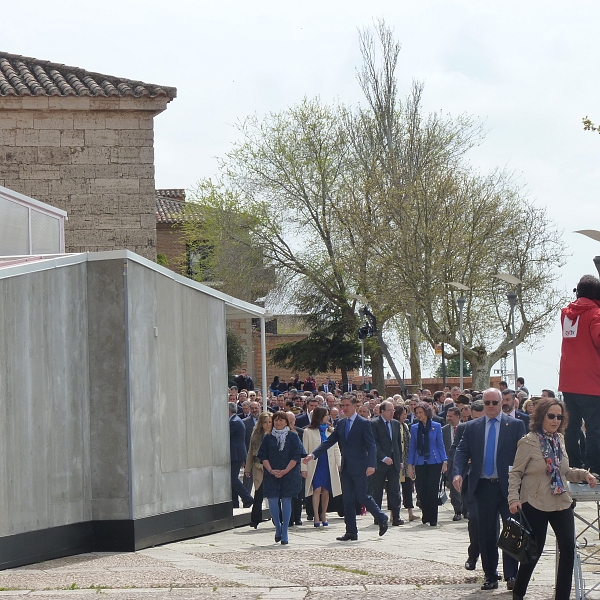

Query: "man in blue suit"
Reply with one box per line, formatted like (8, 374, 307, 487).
(453, 388, 526, 592)
(501, 389, 530, 430)
(229, 402, 254, 509)
(303, 394, 388, 540)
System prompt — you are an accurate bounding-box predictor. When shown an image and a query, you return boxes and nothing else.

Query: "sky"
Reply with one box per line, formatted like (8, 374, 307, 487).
(3, 0, 599, 394)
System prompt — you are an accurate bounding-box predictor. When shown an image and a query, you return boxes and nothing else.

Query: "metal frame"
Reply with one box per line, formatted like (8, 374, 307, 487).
(0, 185, 67, 254)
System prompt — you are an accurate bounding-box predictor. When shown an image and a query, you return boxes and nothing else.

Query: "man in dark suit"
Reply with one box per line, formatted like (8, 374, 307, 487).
(303, 394, 388, 540)
(453, 389, 526, 591)
(449, 400, 485, 571)
(229, 402, 253, 509)
(235, 368, 254, 392)
(295, 396, 319, 428)
(370, 401, 404, 526)
(501, 389, 530, 430)
(242, 401, 260, 494)
(442, 407, 463, 521)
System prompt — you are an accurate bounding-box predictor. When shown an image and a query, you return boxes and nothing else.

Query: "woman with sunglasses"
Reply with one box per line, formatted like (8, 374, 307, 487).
(508, 398, 597, 600)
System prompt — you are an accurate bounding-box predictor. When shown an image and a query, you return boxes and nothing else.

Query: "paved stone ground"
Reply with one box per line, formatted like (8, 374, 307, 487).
(2, 501, 600, 599)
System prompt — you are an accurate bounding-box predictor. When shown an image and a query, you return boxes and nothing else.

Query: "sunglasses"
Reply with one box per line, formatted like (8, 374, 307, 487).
(546, 413, 564, 421)
(484, 400, 500, 406)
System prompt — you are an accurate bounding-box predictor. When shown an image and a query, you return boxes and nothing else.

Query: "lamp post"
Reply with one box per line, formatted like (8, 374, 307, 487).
(575, 230, 600, 276)
(506, 292, 518, 386)
(493, 273, 522, 389)
(457, 297, 467, 390)
(446, 282, 471, 391)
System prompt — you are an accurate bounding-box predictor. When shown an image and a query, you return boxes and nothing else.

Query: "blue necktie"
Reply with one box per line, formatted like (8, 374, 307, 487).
(484, 418, 497, 476)
(387, 420, 392, 439)
(345, 418, 351, 440)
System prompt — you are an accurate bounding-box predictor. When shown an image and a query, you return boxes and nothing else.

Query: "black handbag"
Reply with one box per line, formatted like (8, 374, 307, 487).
(438, 477, 448, 505)
(497, 508, 539, 564)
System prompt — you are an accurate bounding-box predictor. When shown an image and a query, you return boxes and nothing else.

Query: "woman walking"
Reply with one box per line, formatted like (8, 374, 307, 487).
(508, 398, 597, 600)
(301, 407, 342, 527)
(257, 411, 305, 545)
(245, 412, 273, 528)
(394, 405, 416, 522)
(407, 401, 448, 526)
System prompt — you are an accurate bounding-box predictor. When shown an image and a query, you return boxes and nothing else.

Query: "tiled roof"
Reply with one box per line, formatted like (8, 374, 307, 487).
(0, 51, 176, 99)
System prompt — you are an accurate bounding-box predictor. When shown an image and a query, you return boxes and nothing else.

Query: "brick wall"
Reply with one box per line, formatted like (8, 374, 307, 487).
(0, 96, 171, 260)
(156, 223, 186, 273)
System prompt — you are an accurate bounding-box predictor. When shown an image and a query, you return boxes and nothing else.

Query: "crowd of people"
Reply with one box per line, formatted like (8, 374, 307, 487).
(226, 274, 600, 600)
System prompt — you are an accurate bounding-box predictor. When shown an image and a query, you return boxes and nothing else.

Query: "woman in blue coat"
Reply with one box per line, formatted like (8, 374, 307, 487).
(257, 411, 305, 545)
(407, 401, 448, 526)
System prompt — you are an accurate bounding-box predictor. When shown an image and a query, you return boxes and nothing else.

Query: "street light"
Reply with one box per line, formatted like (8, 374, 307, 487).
(446, 282, 471, 391)
(575, 230, 600, 276)
(493, 274, 522, 389)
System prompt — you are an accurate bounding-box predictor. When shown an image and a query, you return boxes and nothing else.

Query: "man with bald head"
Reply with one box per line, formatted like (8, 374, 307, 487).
(453, 388, 526, 592)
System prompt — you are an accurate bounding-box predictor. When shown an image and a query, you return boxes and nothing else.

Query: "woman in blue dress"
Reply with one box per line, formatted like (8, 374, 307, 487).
(257, 411, 305, 545)
(301, 407, 342, 527)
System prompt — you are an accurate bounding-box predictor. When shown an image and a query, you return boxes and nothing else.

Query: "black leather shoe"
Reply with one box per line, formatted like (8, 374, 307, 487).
(392, 519, 405, 526)
(481, 580, 498, 590)
(281, 540, 289, 545)
(243, 500, 253, 508)
(275, 535, 281, 543)
(249, 522, 258, 529)
(453, 513, 462, 521)
(506, 577, 516, 591)
(464, 559, 476, 570)
(336, 533, 358, 541)
(379, 519, 389, 536)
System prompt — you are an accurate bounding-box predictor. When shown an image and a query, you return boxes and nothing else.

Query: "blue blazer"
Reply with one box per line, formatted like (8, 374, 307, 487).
(453, 413, 526, 501)
(311, 414, 377, 475)
(229, 415, 248, 462)
(408, 420, 448, 466)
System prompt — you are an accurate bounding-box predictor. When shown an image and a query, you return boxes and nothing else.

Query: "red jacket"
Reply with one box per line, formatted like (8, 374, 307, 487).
(559, 298, 600, 395)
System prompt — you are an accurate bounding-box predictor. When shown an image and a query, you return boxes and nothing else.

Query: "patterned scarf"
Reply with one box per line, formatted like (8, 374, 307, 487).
(272, 426, 290, 451)
(417, 419, 432, 460)
(537, 430, 566, 495)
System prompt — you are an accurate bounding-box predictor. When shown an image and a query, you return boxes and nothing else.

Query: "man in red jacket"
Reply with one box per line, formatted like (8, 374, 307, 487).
(559, 275, 600, 474)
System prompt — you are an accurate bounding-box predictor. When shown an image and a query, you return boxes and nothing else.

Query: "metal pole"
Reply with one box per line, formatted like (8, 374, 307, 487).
(457, 297, 466, 391)
(507, 292, 518, 386)
(361, 338, 365, 387)
(441, 342, 446, 389)
(260, 316, 267, 413)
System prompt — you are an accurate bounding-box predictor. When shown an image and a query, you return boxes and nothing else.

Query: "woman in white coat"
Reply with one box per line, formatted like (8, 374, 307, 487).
(301, 407, 342, 527)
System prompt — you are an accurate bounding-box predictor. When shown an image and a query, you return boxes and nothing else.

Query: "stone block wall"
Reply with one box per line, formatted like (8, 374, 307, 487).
(0, 96, 170, 260)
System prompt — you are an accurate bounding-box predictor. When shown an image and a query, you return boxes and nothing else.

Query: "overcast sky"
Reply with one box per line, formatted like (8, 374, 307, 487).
(4, 0, 600, 393)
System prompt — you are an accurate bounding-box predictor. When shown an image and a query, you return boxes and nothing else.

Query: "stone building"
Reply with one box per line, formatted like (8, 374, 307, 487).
(0, 51, 176, 260)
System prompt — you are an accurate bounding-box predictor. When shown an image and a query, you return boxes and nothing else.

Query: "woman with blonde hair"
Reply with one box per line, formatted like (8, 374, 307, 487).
(245, 411, 272, 529)
(301, 407, 342, 527)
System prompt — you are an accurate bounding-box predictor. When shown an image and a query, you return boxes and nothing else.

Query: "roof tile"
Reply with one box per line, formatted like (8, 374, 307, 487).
(0, 52, 176, 99)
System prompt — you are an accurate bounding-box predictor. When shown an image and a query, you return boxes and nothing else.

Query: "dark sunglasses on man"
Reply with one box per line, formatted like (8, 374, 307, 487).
(484, 400, 500, 406)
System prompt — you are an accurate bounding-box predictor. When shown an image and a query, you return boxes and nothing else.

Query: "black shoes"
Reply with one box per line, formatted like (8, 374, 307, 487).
(242, 500, 253, 508)
(336, 533, 358, 541)
(464, 559, 476, 571)
(392, 518, 405, 526)
(481, 580, 498, 590)
(453, 513, 462, 521)
(281, 540, 289, 545)
(275, 535, 281, 543)
(379, 519, 389, 536)
(506, 578, 516, 591)
(249, 522, 258, 530)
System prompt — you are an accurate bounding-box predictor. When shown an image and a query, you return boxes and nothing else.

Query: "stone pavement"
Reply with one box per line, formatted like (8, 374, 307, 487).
(2, 501, 600, 599)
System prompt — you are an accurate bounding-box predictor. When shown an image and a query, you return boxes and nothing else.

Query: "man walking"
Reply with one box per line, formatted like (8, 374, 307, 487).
(370, 401, 404, 526)
(442, 407, 462, 521)
(229, 402, 254, 509)
(303, 394, 388, 540)
(453, 389, 525, 591)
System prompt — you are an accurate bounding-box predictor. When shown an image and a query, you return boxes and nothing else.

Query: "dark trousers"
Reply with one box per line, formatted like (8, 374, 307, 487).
(564, 392, 600, 472)
(401, 478, 414, 509)
(289, 493, 303, 525)
(461, 473, 481, 562)
(513, 503, 575, 600)
(250, 482, 264, 525)
(231, 461, 253, 507)
(370, 464, 401, 519)
(414, 463, 442, 525)
(340, 470, 386, 536)
(475, 479, 517, 582)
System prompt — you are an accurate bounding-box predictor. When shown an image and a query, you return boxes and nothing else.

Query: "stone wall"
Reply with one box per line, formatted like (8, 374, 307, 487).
(0, 96, 170, 260)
